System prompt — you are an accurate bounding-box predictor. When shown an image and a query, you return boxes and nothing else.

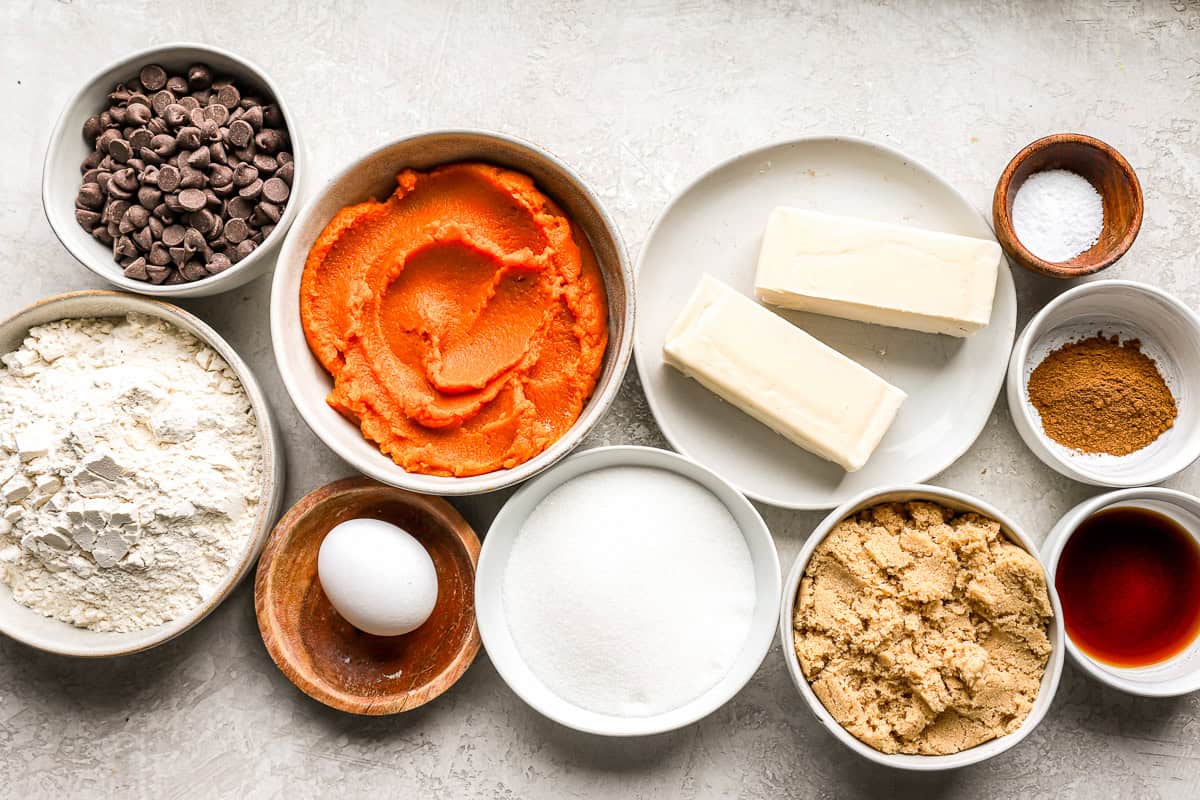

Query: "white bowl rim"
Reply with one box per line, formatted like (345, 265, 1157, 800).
(0, 289, 284, 656)
(1041, 486, 1200, 697)
(777, 482, 1065, 770)
(1007, 278, 1200, 487)
(476, 444, 782, 736)
(632, 133, 1016, 510)
(41, 40, 305, 297)
(269, 128, 634, 496)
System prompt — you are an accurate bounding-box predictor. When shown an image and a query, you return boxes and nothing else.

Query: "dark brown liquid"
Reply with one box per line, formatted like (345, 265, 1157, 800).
(1056, 506, 1200, 667)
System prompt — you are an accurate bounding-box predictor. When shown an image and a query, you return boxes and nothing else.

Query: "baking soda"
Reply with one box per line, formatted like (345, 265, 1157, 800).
(502, 465, 756, 717)
(1011, 169, 1104, 262)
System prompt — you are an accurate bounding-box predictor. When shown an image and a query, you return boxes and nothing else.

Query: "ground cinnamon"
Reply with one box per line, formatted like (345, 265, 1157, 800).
(1027, 334, 1176, 456)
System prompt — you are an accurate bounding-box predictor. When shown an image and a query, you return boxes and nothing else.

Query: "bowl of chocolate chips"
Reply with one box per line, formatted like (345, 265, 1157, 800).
(42, 42, 305, 297)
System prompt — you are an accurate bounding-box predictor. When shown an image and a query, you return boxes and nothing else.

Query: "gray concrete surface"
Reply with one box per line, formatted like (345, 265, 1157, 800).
(3, 1, 1200, 797)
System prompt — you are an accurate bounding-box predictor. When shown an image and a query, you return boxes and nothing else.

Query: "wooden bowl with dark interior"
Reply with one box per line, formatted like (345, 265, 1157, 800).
(992, 133, 1142, 279)
(255, 477, 481, 715)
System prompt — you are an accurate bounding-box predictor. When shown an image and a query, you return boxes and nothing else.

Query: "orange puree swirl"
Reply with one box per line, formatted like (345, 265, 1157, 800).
(300, 162, 609, 477)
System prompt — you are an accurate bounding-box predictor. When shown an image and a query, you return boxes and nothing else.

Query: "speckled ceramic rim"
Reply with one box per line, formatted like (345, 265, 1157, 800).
(269, 129, 634, 496)
(778, 484, 1065, 771)
(476, 445, 782, 736)
(1006, 279, 1200, 487)
(1042, 487, 1200, 697)
(41, 41, 306, 297)
(632, 134, 1016, 510)
(0, 290, 285, 657)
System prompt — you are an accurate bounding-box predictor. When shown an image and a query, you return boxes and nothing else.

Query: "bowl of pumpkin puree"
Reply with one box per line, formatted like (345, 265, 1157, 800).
(270, 131, 633, 494)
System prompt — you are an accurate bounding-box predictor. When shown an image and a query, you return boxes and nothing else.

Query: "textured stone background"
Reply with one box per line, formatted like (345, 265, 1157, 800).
(2, 0, 1200, 797)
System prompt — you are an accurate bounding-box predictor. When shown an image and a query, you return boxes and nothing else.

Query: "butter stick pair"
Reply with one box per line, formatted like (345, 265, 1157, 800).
(663, 209, 1002, 472)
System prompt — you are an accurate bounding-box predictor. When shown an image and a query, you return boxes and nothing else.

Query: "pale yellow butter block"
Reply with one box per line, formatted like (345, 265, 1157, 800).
(754, 208, 1001, 336)
(663, 275, 906, 472)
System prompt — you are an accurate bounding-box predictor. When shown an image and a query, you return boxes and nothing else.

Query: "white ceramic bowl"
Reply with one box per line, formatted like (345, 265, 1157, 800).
(0, 291, 285, 656)
(43, 42, 306, 297)
(475, 445, 781, 736)
(1007, 280, 1200, 487)
(270, 130, 633, 496)
(1042, 487, 1200, 697)
(779, 484, 1065, 770)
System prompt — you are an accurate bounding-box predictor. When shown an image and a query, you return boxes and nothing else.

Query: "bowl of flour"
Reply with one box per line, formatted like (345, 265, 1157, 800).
(0, 290, 284, 656)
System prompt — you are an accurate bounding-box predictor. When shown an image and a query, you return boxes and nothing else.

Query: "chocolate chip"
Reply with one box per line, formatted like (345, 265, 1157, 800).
(123, 257, 149, 280)
(226, 119, 253, 148)
(169, 246, 189, 266)
(232, 162, 258, 188)
(148, 242, 171, 266)
(251, 153, 278, 174)
(178, 188, 207, 212)
(96, 128, 120, 152)
(157, 164, 180, 192)
(76, 183, 104, 210)
(167, 74, 188, 94)
(254, 129, 284, 153)
(146, 263, 171, 284)
(187, 64, 213, 91)
(209, 163, 233, 188)
(83, 115, 103, 142)
(128, 128, 152, 151)
(225, 196, 253, 219)
(161, 225, 186, 246)
(152, 203, 172, 223)
(132, 226, 153, 252)
(179, 96, 200, 112)
(240, 105, 263, 131)
(260, 223, 275, 241)
(147, 116, 170, 136)
(183, 227, 206, 251)
(201, 119, 221, 141)
(102, 200, 129, 225)
(114, 235, 139, 259)
(164, 269, 189, 285)
(92, 226, 114, 245)
(148, 216, 164, 240)
(187, 209, 214, 232)
(135, 64, 166, 92)
(275, 160, 295, 187)
(151, 89, 175, 115)
(233, 239, 257, 262)
(204, 188, 222, 209)
(75, 208, 101, 229)
(215, 84, 240, 109)
(107, 138, 132, 163)
(261, 177, 289, 204)
(81, 150, 103, 171)
(255, 200, 282, 224)
(164, 193, 184, 213)
(177, 126, 202, 150)
(209, 141, 228, 166)
(162, 103, 187, 128)
(149, 133, 176, 158)
(205, 252, 232, 274)
(237, 178, 263, 200)
(263, 104, 284, 127)
(137, 185, 162, 208)
(204, 103, 229, 126)
(126, 103, 152, 126)
(223, 217, 249, 244)
(179, 165, 206, 190)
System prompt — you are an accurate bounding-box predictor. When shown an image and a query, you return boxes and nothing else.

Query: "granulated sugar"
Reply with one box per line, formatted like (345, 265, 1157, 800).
(502, 466, 756, 717)
(1011, 169, 1104, 262)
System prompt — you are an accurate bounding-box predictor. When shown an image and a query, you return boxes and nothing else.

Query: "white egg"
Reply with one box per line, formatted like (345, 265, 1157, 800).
(317, 518, 439, 636)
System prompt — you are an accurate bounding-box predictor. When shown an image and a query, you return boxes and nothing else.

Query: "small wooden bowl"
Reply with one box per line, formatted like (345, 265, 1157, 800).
(993, 133, 1143, 279)
(254, 477, 481, 715)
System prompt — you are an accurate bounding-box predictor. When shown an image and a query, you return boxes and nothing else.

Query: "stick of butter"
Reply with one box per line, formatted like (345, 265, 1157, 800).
(663, 275, 906, 472)
(754, 208, 1001, 337)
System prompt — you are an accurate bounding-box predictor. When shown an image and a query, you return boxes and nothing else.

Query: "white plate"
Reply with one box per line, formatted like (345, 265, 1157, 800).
(634, 136, 1016, 509)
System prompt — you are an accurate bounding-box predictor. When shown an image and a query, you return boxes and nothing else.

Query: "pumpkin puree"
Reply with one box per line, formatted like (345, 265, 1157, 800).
(300, 162, 609, 477)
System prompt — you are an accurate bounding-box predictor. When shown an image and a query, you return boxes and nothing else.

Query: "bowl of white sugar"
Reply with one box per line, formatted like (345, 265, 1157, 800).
(0, 290, 284, 657)
(475, 445, 781, 736)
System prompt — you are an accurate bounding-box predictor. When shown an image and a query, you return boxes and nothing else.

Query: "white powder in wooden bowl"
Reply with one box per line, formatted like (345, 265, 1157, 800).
(502, 465, 756, 717)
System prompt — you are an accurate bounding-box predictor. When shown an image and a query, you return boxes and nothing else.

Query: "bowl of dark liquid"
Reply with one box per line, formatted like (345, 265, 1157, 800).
(1044, 488, 1200, 696)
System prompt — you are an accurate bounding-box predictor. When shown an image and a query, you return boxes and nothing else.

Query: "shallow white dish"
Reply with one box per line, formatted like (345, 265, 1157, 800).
(475, 445, 781, 736)
(1042, 487, 1200, 697)
(778, 484, 1064, 771)
(634, 136, 1016, 510)
(0, 291, 285, 656)
(43, 42, 306, 297)
(270, 130, 633, 496)
(1007, 280, 1200, 487)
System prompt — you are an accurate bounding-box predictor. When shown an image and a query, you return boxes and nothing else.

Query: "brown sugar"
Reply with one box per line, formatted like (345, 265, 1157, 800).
(1027, 335, 1176, 456)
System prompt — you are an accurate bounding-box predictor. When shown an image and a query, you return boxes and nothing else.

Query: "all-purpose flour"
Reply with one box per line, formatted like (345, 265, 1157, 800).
(502, 466, 756, 717)
(0, 313, 263, 632)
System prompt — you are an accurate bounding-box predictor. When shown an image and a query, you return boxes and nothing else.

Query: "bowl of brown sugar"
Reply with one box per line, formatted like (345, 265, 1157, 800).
(1007, 280, 1200, 487)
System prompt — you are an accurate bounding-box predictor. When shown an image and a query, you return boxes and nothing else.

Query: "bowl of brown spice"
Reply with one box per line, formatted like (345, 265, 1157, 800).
(1007, 280, 1200, 487)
